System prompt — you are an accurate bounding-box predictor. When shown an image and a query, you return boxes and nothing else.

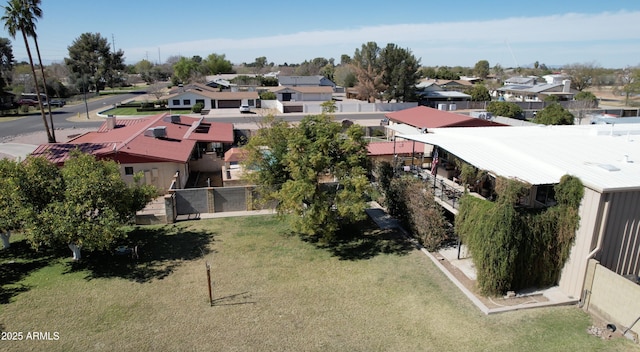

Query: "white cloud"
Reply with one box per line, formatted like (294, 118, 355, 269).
(126, 11, 640, 67)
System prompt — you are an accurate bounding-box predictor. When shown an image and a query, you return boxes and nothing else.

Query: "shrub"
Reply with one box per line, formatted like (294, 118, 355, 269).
(534, 103, 574, 125)
(192, 102, 204, 113)
(260, 91, 277, 100)
(486, 101, 523, 119)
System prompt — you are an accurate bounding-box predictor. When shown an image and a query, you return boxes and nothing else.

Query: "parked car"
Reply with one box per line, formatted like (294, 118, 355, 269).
(17, 98, 39, 107)
(45, 99, 66, 107)
(239, 105, 251, 113)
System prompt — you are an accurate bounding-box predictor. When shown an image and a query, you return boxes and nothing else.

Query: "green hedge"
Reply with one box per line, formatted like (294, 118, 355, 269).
(456, 175, 583, 295)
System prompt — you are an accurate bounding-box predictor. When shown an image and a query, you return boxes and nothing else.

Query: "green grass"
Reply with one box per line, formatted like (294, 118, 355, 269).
(0, 216, 635, 351)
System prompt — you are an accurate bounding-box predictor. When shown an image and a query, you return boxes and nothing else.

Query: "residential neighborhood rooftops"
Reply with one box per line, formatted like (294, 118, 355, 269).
(31, 113, 234, 165)
(398, 123, 640, 191)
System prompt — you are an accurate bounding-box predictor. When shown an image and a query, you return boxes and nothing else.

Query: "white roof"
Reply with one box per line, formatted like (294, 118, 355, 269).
(398, 124, 640, 192)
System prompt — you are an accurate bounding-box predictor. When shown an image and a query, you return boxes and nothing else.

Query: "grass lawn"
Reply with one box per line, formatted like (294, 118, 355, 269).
(0, 215, 636, 351)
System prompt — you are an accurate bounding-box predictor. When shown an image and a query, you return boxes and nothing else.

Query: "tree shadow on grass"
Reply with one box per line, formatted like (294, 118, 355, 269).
(305, 218, 414, 260)
(0, 240, 58, 304)
(66, 226, 215, 283)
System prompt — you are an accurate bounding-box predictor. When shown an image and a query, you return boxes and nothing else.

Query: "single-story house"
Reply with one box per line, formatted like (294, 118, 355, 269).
(166, 85, 260, 110)
(30, 113, 234, 190)
(397, 123, 640, 331)
(278, 75, 336, 88)
(270, 85, 334, 102)
(416, 79, 473, 93)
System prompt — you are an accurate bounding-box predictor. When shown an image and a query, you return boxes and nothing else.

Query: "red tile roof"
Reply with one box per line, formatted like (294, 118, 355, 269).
(31, 113, 234, 165)
(367, 141, 425, 156)
(385, 106, 505, 128)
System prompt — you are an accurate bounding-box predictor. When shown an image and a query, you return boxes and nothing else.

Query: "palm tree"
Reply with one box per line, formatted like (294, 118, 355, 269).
(22, 0, 55, 142)
(2, 0, 54, 142)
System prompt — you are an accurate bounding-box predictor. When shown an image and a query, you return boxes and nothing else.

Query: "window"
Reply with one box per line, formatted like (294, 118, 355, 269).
(195, 99, 205, 106)
(125, 167, 134, 175)
(172, 99, 180, 105)
(183, 99, 191, 105)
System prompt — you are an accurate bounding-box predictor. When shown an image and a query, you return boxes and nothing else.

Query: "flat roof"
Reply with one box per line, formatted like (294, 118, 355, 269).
(398, 123, 640, 192)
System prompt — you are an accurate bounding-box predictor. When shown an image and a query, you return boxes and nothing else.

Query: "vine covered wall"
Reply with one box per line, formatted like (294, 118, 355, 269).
(455, 175, 584, 295)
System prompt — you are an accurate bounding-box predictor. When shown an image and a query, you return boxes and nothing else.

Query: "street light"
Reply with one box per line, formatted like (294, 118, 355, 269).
(83, 74, 90, 119)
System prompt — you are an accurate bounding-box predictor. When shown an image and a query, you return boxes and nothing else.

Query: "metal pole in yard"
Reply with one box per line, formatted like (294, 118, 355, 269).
(206, 262, 213, 306)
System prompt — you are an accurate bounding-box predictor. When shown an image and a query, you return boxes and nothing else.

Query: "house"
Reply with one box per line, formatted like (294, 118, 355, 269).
(503, 76, 538, 85)
(278, 75, 336, 88)
(166, 83, 260, 110)
(416, 79, 473, 93)
(270, 85, 334, 102)
(497, 80, 575, 102)
(397, 123, 640, 331)
(30, 113, 235, 190)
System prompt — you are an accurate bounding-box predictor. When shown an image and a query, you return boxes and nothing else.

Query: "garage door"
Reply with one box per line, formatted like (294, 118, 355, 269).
(217, 100, 241, 108)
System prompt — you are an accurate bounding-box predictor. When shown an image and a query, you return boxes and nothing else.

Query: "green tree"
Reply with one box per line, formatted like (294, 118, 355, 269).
(333, 64, 357, 87)
(2, 0, 54, 142)
(0, 37, 14, 92)
(486, 101, 523, 119)
(65, 32, 123, 94)
(243, 113, 370, 242)
(172, 56, 201, 83)
(352, 41, 384, 102)
(379, 43, 420, 102)
(135, 59, 154, 83)
(201, 53, 234, 75)
(534, 103, 574, 125)
(0, 159, 23, 248)
(253, 56, 267, 73)
(465, 84, 491, 101)
(22, 152, 157, 260)
(473, 60, 490, 79)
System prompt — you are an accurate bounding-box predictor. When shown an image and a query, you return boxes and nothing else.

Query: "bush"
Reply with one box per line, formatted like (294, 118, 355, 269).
(260, 91, 277, 100)
(486, 101, 523, 119)
(534, 103, 574, 125)
(192, 102, 204, 113)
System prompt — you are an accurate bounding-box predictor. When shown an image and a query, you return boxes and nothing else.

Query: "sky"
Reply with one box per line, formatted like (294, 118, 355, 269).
(2, 0, 639, 69)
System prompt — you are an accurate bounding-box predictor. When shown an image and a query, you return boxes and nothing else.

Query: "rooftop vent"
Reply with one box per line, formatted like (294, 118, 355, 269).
(144, 126, 167, 138)
(170, 115, 181, 123)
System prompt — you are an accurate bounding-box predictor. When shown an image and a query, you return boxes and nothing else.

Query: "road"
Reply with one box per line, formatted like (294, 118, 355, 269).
(0, 93, 390, 140)
(0, 92, 145, 140)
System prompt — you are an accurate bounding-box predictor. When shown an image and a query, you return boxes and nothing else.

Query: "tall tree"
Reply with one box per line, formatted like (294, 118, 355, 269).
(564, 62, 600, 91)
(22, 152, 157, 260)
(65, 32, 121, 95)
(201, 53, 233, 75)
(352, 42, 384, 102)
(0, 37, 13, 91)
(2, 0, 54, 142)
(243, 113, 370, 241)
(172, 56, 201, 83)
(22, 0, 55, 141)
(473, 60, 490, 79)
(615, 66, 640, 106)
(379, 43, 420, 102)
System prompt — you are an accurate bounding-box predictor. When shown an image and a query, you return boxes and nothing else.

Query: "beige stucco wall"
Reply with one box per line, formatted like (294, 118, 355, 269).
(584, 259, 640, 338)
(120, 162, 188, 191)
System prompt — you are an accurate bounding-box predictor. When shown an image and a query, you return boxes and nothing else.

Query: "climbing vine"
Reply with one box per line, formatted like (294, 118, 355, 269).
(456, 175, 584, 295)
